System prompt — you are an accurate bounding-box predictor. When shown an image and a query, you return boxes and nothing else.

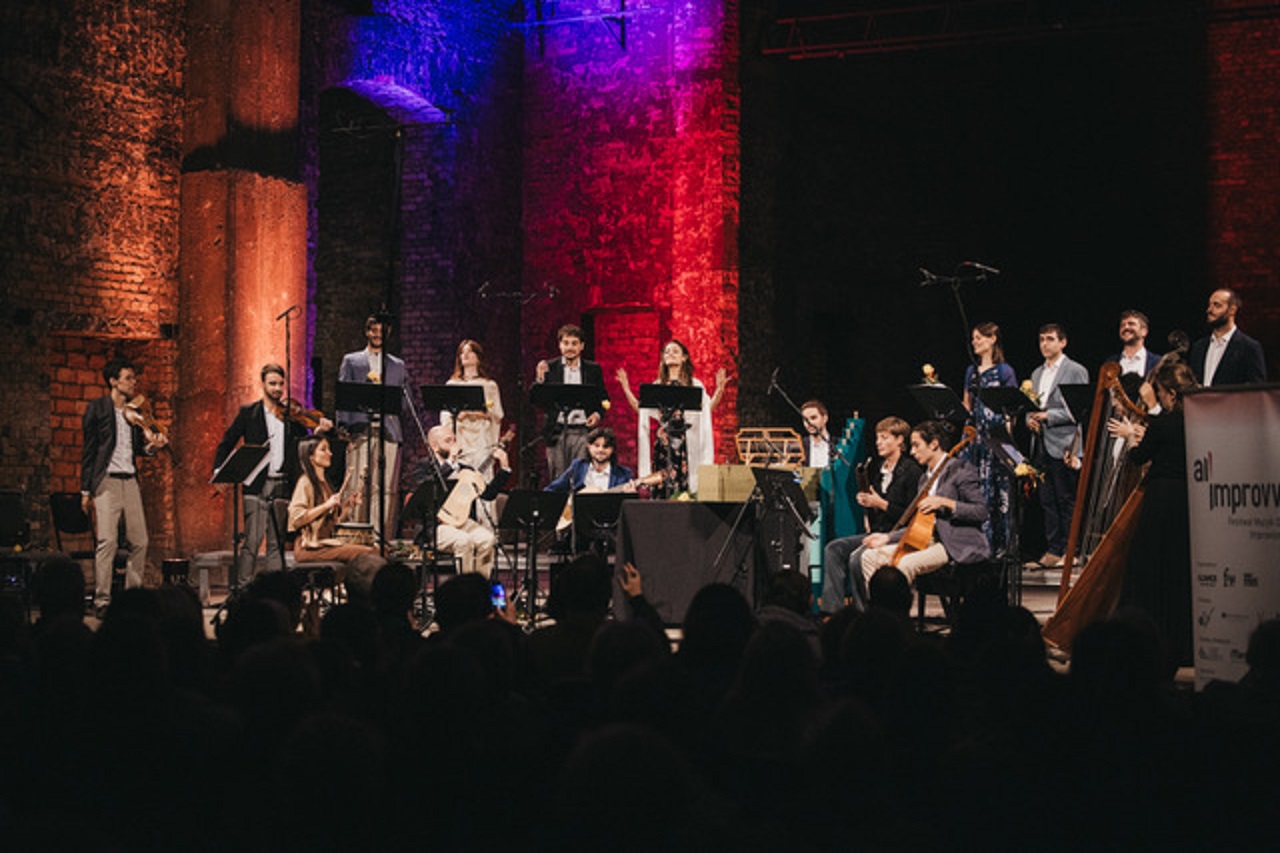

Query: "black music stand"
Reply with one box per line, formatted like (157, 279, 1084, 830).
(421, 384, 487, 436)
(639, 384, 704, 492)
(210, 444, 269, 616)
(402, 474, 456, 627)
(498, 489, 568, 626)
(975, 387, 1037, 607)
(907, 383, 967, 426)
(530, 383, 607, 447)
(752, 467, 814, 593)
(335, 381, 404, 553)
(1057, 383, 1093, 427)
(572, 491, 636, 559)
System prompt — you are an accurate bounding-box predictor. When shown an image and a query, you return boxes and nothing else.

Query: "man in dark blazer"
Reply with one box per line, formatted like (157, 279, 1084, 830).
(799, 399, 833, 468)
(1188, 288, 1267, 386)
(336, 315, 408, 539)
(214, 363, 329, 584)
(81, 357, 167, 615)
(858, 419, 991, 590)
(535, 323, 608, 481)
(1104, 309, 1161, 376)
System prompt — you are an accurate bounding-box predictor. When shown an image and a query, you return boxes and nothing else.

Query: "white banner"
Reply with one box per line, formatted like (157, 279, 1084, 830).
(1185, 386, 1280, 688)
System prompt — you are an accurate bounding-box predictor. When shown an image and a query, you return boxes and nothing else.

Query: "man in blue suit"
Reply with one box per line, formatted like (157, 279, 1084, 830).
(337, 315, 408, 539)
(545, 427, 638, 494)
(1188, 288, 1267, 387)
(1104, 309, 1161, 377)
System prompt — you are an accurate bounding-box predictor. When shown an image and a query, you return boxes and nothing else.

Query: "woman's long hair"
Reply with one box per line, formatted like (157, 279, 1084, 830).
(450, 339, 489, 381)
(1151, 360, 1199, 413)
(656, 339, 694, 386)
(972, 321, 1006, 364)
(296, 437, 333, 504)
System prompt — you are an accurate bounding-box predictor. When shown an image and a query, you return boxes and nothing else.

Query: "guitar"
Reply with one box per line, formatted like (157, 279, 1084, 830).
(556, 470, 666, 532)
(888, 425, 977, 568)
(436, 427, 516, 529)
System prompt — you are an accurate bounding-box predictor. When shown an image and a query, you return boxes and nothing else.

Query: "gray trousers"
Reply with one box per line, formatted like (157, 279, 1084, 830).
(238, 477, 287, 585)
(822, 534, 869, 615)
(546, 425, 589, 483)
(93, 475, 148, 608)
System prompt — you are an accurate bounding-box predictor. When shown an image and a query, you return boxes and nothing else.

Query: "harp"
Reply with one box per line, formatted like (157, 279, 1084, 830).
(1041, 362, 1148, 652)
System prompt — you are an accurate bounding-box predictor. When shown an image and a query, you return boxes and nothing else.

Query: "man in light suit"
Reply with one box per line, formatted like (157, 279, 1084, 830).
(535, 324, 608, 481)
(1188, 288, 1267, 387)
(1026, 323, 1090, 567)
(859, 419, 991, 587)
(337, 315, 407, 539)
(81, 357, 168, 615)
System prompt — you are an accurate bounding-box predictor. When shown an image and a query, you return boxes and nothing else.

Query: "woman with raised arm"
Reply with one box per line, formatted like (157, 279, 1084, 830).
(616, 340, 727, 498)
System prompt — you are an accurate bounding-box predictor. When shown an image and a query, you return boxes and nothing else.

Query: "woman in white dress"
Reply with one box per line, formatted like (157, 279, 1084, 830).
(440, 340, 504, 476)
(616, 339, 727, 497)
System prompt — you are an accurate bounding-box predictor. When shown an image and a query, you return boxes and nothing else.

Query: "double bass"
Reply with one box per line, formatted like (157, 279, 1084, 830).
(888, 425, 978, 567)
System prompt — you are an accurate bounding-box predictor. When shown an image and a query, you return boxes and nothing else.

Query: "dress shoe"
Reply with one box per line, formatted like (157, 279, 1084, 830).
(1040, 553, 1063, 567)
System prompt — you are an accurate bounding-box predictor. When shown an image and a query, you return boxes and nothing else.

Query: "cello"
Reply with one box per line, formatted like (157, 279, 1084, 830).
(888, 425, 978, 567)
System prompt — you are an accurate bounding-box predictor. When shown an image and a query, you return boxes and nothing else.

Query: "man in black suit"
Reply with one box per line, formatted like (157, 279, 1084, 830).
(81, 357, 168, 615)
(800, 399, 832, 468)
(1189, 288, 1267, 386)
(535, 324, 608, 481)
(214, 363, 330, 585)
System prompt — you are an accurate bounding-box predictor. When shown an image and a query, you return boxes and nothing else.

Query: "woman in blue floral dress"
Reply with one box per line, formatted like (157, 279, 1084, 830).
(962, 321, 1018, 556)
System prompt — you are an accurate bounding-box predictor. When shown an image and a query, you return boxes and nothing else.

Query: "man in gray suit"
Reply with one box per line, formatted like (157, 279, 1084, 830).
(859, 420, 991, 588)
(1026, 323, 1089, 567)
(337, 315, 407, 539)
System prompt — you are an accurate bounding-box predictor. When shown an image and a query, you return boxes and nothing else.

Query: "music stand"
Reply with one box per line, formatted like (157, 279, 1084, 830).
(907, 383, 967, 426)
(498, 489, 568, 626)
(637, 383, 703, 412)
(421, 385, 487, 437)
(1057, 383, 1093, 427)
(210, 444, 269, 615)
(335, 381, 404, 553)
(572, 492, 636, 559)
(980, 386, 1037, 420)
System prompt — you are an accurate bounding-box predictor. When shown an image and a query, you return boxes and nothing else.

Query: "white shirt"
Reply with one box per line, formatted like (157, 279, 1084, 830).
(808, 436, 830, 469)
(107, 406, 136, 475)
(561, 361, 587, 425)
(926, 458, 945, 497)
(1037, 356, 1063, 399)
(1203, 327, 1236, 386)
(583, 463, 612, 492)
(365, 347, 383, 382)
(1118, 348, 1149, 376)
(265, 407, 285, 475)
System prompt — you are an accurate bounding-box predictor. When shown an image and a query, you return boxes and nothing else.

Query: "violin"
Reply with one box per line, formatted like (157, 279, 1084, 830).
(274, 398, 351, 441)
(123, 395, 169, 446)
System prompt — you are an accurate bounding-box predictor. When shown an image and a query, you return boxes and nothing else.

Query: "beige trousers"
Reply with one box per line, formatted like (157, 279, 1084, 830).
(436, 519, 496, 578)
(93, 475, 148, 608)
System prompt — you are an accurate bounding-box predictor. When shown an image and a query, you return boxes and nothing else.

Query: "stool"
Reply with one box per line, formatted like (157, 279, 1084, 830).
(288, 560, 344, 609)
(162, 558, 189, 586)
(915, 559, 1002, 632)
(414, 551, 458, 625)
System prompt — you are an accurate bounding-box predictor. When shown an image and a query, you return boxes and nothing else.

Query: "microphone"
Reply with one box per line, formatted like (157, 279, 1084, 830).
(918, 268, 941, 287)
(960, 261, 1001, 276)
(767, 366, 779, 395)
(276, 305, 298, 320)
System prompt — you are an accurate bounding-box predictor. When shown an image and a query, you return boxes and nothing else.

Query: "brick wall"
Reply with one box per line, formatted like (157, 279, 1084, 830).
(303, 0, 525, 480)
(0, 0, 183, 558)
(521, 1, 741, 477)
(1207, 3, 1280, 375)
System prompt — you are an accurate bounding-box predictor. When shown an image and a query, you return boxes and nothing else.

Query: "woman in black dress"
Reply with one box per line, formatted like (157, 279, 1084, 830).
(1109, 359, 1199, 668)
